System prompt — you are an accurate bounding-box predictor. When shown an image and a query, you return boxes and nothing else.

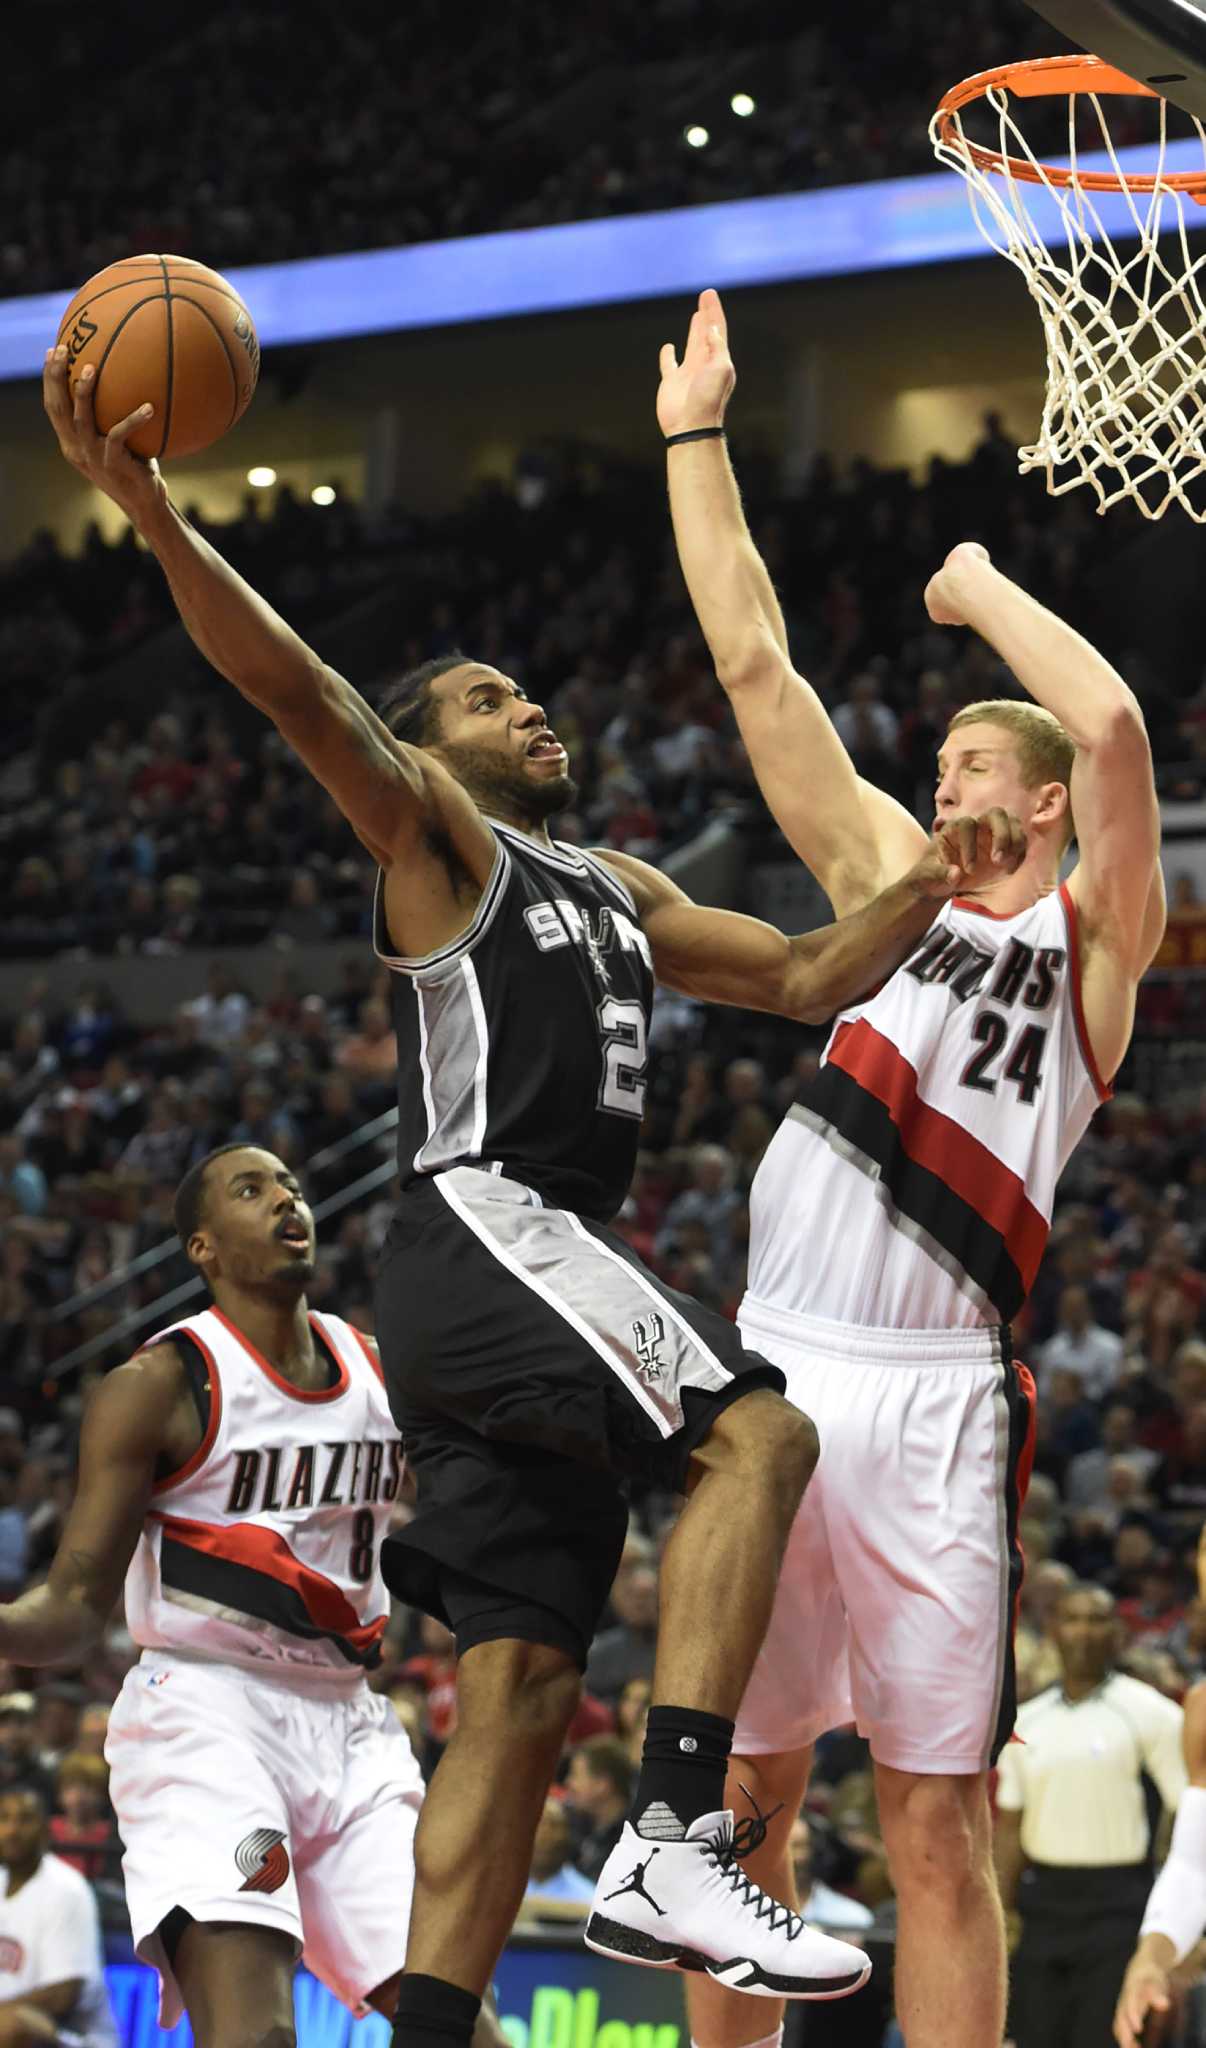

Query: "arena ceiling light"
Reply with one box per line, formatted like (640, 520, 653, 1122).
(685, 125, 709, 148)
(247, 466, 277, 487)
(310, 485, 336, 506)
(731, 93, 756, 116)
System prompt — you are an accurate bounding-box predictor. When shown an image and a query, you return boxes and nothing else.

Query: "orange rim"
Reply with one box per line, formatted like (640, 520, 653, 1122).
(935, 53, 1206, 196)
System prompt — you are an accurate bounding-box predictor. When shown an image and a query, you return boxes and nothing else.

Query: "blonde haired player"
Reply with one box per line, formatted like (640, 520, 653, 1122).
(658, 290, 1166, 2048)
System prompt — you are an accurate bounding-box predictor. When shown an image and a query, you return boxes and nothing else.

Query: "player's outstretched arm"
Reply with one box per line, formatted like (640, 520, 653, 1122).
(1116, 1682, 1206, 2048)
(926, 542, 1165, 978)
(0, 1347, 194, 1667)
(598, 809, 1023, 1023)
(42, 348, 493, 888)
(658, 290, 928, 912)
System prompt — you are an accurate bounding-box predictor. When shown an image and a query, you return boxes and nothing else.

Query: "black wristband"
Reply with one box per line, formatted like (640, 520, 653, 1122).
(664, 426, 726, 447)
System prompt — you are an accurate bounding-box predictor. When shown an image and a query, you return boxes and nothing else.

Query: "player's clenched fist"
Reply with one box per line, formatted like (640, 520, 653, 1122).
(925, 541, 994, 626)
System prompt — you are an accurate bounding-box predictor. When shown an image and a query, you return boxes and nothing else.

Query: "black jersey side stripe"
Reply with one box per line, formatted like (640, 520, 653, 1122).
(373, 838, 511, 975)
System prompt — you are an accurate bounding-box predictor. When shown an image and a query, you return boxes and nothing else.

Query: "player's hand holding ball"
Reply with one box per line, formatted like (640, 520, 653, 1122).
(658, 286, 736, 436)
(44, 253, 259, 523)
(915, 806, 1027, 897)
(924, 541, 994, 626)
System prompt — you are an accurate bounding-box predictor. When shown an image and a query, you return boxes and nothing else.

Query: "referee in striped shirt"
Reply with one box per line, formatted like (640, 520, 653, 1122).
(994, 1584, 1186, 2048)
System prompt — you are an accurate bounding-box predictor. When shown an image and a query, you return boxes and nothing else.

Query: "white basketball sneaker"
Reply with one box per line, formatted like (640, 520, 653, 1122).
(585, 1810, 872, 1999)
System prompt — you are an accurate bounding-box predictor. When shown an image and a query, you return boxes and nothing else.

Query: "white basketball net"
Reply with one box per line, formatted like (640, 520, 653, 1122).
(931, 80, 1206, 520)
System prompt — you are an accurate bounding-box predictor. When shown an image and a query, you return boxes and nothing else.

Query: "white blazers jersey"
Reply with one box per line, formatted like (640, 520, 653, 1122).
(124, 1307, 403, 1687)
(748, 885, 1110, 1331)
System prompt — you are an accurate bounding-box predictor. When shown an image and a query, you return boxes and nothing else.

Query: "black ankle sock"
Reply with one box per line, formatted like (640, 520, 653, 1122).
(390, 1973, 481, 2048)
(631, 1705, 734, 1839)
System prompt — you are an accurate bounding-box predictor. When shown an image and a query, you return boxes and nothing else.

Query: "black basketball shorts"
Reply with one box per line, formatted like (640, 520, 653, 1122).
(374, 1164, 785, 1668)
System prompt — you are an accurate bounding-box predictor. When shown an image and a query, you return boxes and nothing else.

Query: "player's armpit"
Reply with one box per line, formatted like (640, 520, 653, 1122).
(0, 1350, 191, 1666)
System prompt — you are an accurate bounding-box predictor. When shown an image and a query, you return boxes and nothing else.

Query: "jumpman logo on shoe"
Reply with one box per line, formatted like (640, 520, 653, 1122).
(604, 1847, 665, 1916)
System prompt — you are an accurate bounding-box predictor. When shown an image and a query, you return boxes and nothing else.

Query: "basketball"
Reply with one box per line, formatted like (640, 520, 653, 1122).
(55, 254, 260, 462)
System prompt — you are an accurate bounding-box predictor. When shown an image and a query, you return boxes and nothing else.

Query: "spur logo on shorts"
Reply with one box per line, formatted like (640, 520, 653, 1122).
(235, 1826, 290, 1894)
(632, 1311, 667, 1383)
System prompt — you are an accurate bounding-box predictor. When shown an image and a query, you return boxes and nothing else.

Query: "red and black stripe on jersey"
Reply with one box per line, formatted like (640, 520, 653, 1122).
(793, 1019, 1049, 1324)
(155, 1513, 387, 1667)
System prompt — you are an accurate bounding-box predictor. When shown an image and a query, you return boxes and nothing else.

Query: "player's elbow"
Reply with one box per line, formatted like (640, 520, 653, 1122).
(713, 625, 787, 697)
(1084, 686, 1149, 758)
(787, 971, 834, 1029)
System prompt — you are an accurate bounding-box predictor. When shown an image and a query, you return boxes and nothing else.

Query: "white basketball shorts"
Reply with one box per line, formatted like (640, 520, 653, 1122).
(733, 1298, 1036, 1776)
(106, 1651, 424, 2025)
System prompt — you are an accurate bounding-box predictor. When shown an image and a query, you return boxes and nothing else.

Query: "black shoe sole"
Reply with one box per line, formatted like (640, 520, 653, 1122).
(584, 1914, 709, 1973)
(584, 1916, 871, 2001)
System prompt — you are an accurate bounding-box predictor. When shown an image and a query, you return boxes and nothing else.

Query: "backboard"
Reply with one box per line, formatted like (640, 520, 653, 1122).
(1025, 0, 1206, 117)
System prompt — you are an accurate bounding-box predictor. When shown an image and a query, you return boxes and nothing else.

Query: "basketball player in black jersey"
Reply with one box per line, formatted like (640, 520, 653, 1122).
(44, 348, 1024, 2048)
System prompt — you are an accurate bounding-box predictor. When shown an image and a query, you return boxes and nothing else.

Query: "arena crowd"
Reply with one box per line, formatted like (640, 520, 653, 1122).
(4, 0, 1124, 302)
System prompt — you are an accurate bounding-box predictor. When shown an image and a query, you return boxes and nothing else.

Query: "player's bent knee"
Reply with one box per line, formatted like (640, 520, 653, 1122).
(879, 1773, 987, 1901)
(457, 1637, 582, 1744)
(706, 1390, 819, 1483)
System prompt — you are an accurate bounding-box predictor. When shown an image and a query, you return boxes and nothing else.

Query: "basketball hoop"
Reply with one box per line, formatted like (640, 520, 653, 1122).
(931, 54, 1206, 520)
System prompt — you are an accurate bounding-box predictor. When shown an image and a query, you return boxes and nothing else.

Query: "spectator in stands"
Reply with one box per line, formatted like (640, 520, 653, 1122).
(655, 1144, 742, 1273)
(184, 961, 250, 1048)
(71, 1707, 111, 1763)
(1015, 1560, 1076, 1704)
(0, 1700, 54, 1808)
(275, 869, 337, 945)
(116, 1083, 192, 1182)
(1034, 1366, 1102, 1488)
(583, 1530, 658, 1705)
(1160, 1594, 1206, 1680)
(0, 1478, 29, 1605)
(563, 1736, 634, 1883)
(0, 1786, 117, 2048)
(47, 1755, 115, 1883)
(334, 996, 397, 1096)
(0, 1136, 47, 1220)
(520, 1798, 595, 1916)
(1037, 1285, 1125, 1402)
(1116, 1554, 1188, 1644)
(789, 1812, 874, 1933)
(396, 1615, 459, 1771)
(1154, 1400, 1206, 1527)
(230, 1078, 299, 1161)
(1064, 1401, 1160, 1508)
(32, 1685, 82, 1779)
(613, 1677, 652, 1772)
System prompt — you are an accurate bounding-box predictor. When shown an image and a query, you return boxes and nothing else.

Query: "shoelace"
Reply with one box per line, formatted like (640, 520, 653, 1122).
(700, 1786, 803, 1940)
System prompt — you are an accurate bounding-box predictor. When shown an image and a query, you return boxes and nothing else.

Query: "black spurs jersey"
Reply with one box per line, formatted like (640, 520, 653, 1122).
(374, 822, 655, 1221)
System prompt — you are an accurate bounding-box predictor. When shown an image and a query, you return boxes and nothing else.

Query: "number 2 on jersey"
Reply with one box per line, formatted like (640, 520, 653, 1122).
(960, 1014, 1048, 1104)
(597, 995, 648, 1117)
